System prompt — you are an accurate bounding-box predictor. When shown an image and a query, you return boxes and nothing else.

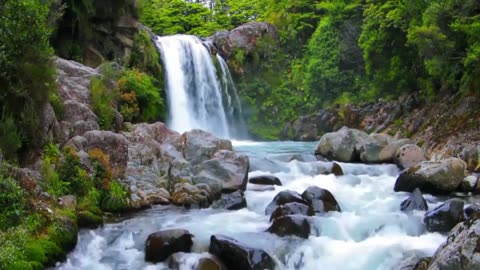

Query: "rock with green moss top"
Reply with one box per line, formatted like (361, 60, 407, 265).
(78, 211, 104, 228)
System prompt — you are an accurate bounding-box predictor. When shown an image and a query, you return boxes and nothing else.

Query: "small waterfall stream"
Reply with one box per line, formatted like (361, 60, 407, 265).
(154, 34, 244, 139)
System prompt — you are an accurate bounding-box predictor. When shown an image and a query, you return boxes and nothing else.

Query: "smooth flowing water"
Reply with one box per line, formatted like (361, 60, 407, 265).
(155, 35, 244, 138)
(55, 142, 447, 270)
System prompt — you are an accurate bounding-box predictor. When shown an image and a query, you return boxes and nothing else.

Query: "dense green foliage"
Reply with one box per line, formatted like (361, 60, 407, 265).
(139, 0, 480, 139)
(0, 0, 60, 160)
(118, 69, 166, 123)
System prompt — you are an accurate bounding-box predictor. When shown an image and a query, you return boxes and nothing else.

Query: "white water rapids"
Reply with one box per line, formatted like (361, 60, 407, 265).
(55, 141, 448, 270)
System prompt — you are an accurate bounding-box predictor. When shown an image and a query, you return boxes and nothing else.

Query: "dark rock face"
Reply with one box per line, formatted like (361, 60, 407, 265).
(424, 199, 465, 233)
(265, 190, 308, 215)
(394, 158, 466, 195)
(270, 202, 314, 221)
(209, 235, 275, 270)
(400, 188, 428, 211)
(212, 190, 247, 210)
(428, 217, 480, 269)
(464, 203, 480, 220)
(301, 186, 341, 214)
(145, 229, 194, 263)
(167, 252, 227, 270)
(267, 215, 311, 239)
(211, 22, 279, 61)
(249, 175, 282, 186)
(331, 162, 344, 176)
(280, 109, 342, 141)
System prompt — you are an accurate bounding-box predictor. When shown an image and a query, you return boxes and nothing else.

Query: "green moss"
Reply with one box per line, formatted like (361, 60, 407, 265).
(77, 211, 104, 228)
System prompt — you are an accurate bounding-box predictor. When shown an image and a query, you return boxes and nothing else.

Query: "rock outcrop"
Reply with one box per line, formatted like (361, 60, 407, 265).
(145, 229, 194, 263)
(424, 199, 465, 233)
(394, 158, 467, 195)
(427, 217, 480, 269)
(209, 235, 275, 270)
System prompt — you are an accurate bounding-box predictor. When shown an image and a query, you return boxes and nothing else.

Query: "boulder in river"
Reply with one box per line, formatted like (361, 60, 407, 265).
(400, 188, 428, 211)
(171, 183, 216, 209)
(269, 202, 314, 221)
(248, 175, 282, 186)
(464, 203, 480, 220)
(331, 162, 344, 176)
(266, 215, 311, 239)
(145, 229, 194, 263)
(209, 235, 275, 270)
(394, 144, 427, 169)
(167, 252, 227, 270)
(314, 127, 370, 162)
(424, 199, 465, 233)
(394, 158, 467, 195)
(428, 217, 480, 269)
(265, 190, 308, 215)
(301, 186, 341, 214)
(212, 190, 247, 210)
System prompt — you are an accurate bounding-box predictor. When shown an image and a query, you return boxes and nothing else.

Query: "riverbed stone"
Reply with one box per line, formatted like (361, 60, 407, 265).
(209, 235, 275, 270)
(315, 127, 371, 162)
(265, 190, 308, 215)
(267, 215, 311, 238)
(400, 188, 428, 211)
(248, 175, 282, 186)
(394, 158, 467, 195)
(269, 202, 314, 221)
(145, 229, 194, 263)
(301, 186, 341, 214)
(212, 190, 246, 210)
(424, 199, 465, 233)
(171, 183, 216, 208)
(331, 162, 344, 176)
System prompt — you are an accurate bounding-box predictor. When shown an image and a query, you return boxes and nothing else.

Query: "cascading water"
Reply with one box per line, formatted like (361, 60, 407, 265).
(154, 34, 243, 139)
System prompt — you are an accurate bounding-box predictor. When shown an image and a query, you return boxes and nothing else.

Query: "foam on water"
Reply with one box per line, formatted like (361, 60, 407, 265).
(55, 142, 447, 270)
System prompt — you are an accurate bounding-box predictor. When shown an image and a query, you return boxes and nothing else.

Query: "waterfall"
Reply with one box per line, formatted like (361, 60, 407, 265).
(154, 34, 244, 139)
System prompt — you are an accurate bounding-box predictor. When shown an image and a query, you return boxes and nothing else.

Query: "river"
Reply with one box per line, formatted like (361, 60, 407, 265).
(55, 141, 446, 270)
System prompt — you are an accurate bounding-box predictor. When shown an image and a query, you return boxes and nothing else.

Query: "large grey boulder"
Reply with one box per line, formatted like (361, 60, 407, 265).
(427, 217, 480, 270)
(145, 229, 194, 263)
(395, 144, 428, 169)
(394, 158, 467, 195)
(315, 127, 370, 162)
(424, 199, 465, 233)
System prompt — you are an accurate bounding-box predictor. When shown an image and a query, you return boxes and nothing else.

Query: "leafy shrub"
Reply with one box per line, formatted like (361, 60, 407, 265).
(118, 69, 165, 123)
(0, 176, 26, 230)
(88, 148, 113, 190)
(0, 116, 23, 161)
(90, 77, 117, 130)
(40, 158, 68, 199)
(101, 181, 128, 212)
(128, 30, 163, 79)
(49, 90, 65, 119)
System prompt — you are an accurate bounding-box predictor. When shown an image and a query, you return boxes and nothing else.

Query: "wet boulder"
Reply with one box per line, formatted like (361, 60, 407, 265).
(394, 158, 467, 195)
(209, 235, 275, 270)
(248, 175, 282, 186)
(400, 188, 428, 211)
(171, 183, 217, 208)
(331, 162, 344, 176)
(212, 190, 247, 210)
(145, 229, 194, 263)
(194, 150, 249, 192)
(167, 252, 227, 270)
(464, 203, 480, 219)
(424, 199, 465, 233)
(265, 190, 308, 215)
(269, 202, 314, 221)
(176, 129, 233, 165)
(301, 186, 341, 214)
(428, 218, 480, 270)
(266, 215, 311, 239)
(460, 175, 478, 193)
(394, 144, 427, 169)
(314, 127, 370, 162)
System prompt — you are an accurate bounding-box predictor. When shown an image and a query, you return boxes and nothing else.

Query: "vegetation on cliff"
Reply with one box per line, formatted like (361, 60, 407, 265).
(139, 0, 480, 139)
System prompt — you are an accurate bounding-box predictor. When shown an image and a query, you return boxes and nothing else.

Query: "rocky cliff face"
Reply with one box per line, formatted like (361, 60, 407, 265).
(53, 0, 140, 67)
(283, 94, 480, 172)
